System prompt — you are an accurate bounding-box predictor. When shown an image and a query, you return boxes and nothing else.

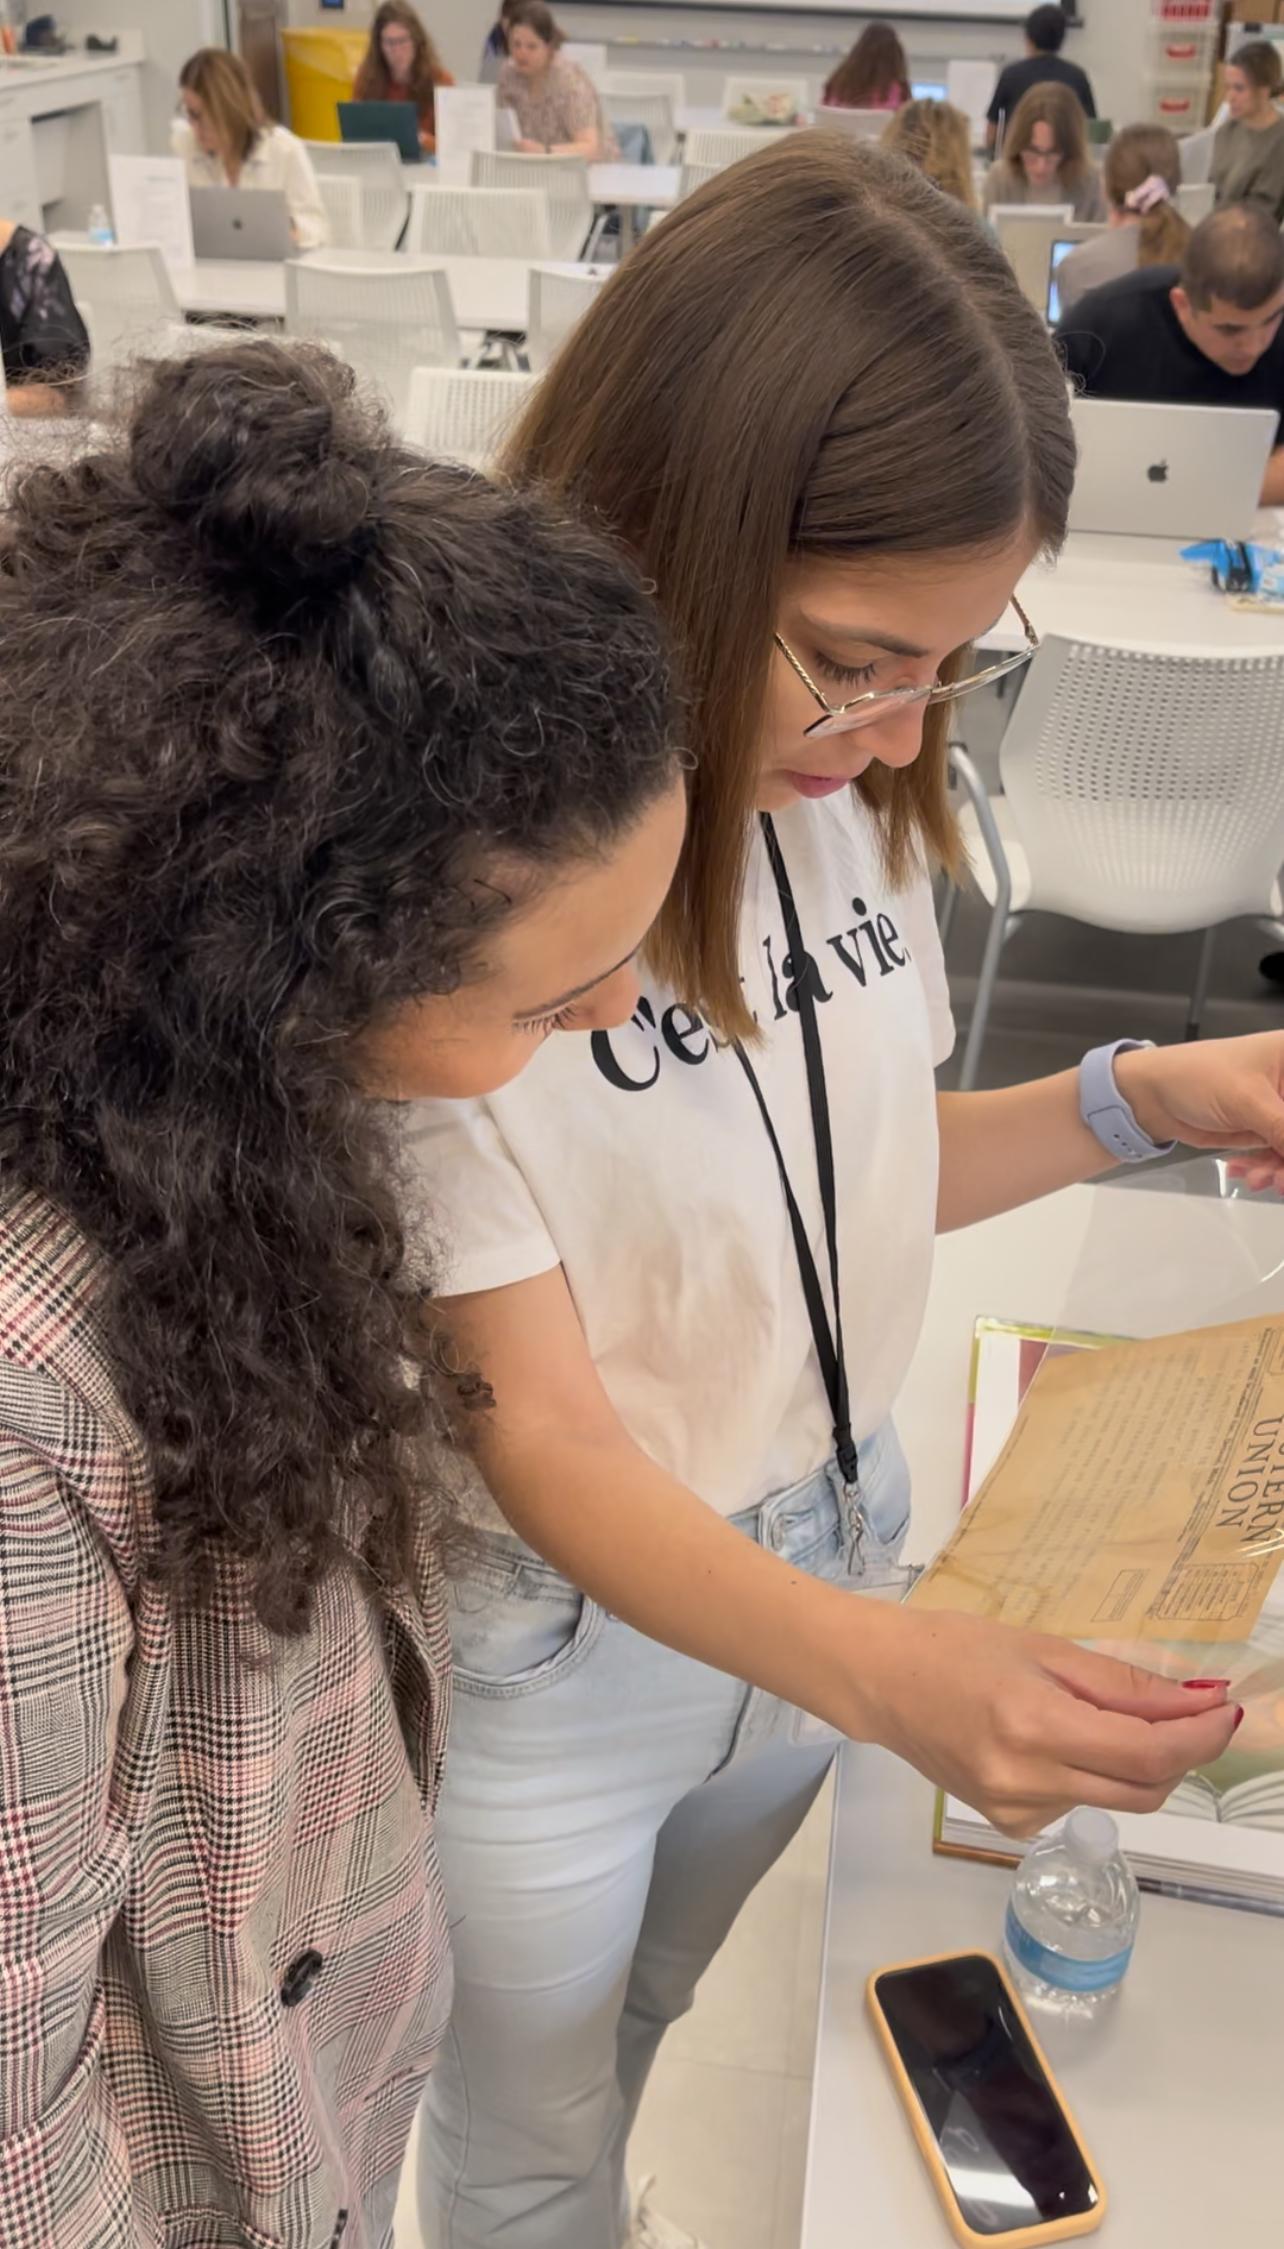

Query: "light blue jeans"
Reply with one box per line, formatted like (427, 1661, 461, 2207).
(416, 1425, 913, 2249)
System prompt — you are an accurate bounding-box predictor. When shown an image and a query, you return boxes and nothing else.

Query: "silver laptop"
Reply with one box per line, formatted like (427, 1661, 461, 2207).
(189, 187, 291, 262)
(1068, 398, 1279, 540)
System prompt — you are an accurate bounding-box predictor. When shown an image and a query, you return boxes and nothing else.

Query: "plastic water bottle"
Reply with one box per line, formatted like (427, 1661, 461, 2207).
(1003, 1808, 1139, 2021)
(88, 204, 114, 248)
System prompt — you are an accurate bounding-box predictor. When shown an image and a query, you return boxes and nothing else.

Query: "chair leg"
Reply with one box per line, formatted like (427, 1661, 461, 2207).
(938, 878, 960, 951)
(1186, 926, 1217, 1042)
(947, 744, 1014, 1093)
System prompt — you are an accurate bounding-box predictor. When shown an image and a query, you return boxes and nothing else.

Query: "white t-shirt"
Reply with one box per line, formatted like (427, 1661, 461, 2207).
(171, 120, 330, 250)
(400, 791, 954, 1518)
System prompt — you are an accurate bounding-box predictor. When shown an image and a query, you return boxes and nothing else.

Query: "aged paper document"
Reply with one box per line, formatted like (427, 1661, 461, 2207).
(910, 1313, 1284, 1642)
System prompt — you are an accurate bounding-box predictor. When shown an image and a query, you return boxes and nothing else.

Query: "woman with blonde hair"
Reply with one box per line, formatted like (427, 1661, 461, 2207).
(173, 47, 328, 248)
(1055, 122, 1190, 314)
(822, 19, 911, 110)
(353, 0, 455, 155)
(882, 96, 977, 208)
(984, 78, 1105, 220)
(409, 135, 1265, 2249)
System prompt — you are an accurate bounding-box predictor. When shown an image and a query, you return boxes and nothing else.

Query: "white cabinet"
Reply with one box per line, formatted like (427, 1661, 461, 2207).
(100, 66, 145, 156)
(0, 98, 44, 230)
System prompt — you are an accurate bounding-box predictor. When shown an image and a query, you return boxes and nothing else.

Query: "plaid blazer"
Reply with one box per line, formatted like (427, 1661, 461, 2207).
(0, 1195, 453, 2249)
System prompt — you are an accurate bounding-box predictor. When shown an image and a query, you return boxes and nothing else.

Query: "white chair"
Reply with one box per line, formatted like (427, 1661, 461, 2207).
(301, 140, 408, 251)
(402, 366, 536, 466)
(944, 638, 1284, 1088)
(1176, 180, 1216, 223)
(284, 254, 460, 428)
(600, 88, 677, 165)
(403, 184, 553, 260)
(684, 126, 791, 171)
(720, 74, 809, 121)
(1179, 121, 1220, 185)
(812, 107, 892, 143)
(525, 263, 609, 373)
(469, 150, 592, 262)
(314, 172, 365, 251)
(56, 243, 183, 380)
(600, 68, 685, 106)
(677, 159, 725, 202)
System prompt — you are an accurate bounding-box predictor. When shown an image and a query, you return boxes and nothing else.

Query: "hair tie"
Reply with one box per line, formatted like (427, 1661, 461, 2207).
(1124, 174, 1170, 214)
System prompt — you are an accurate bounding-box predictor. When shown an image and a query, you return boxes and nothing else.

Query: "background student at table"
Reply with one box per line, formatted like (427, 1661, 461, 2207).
(0, 217, 88, 416)
(1212, 39, 1284, 225)
(1055, 123, 1189, 316)
(1055, 204, 1284, 503)
(986, 3, 1096, 155)
(821, 21, 910, 113)
(172, 47, 329, 251)
(983, 82, 1106, 222)
(881, 99, 977, 210)
(496, 0, 618, 161)
(479, 0, 520, 84)
(353, 0, 455, 158)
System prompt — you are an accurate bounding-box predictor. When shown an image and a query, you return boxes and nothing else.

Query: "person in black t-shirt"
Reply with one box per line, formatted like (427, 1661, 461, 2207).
(1054, 203, 1284, 502)
(986, 5, 1096, 152)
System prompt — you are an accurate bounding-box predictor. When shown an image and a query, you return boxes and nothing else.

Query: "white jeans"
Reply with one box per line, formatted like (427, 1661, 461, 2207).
(416, 1426, 913, 2249)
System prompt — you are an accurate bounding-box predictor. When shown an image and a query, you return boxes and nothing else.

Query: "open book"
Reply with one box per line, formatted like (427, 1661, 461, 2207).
(935, 1318, 1284, 1912)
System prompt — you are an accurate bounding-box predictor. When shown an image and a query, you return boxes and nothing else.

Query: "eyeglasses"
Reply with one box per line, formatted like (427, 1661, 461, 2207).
(774, 597, 1040, 739)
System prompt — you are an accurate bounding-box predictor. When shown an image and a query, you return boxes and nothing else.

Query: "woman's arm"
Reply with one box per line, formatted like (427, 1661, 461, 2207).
(282, 136, 330, 251)
(937, 1033, 1284, 1232)
(439, 1265, 1238, 1836)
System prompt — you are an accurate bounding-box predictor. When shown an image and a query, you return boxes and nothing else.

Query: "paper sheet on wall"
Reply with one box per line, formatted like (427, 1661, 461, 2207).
(909, 1311, 1284, 1642)
(108, 154, 194, 271)
(946, 59, 997, 138)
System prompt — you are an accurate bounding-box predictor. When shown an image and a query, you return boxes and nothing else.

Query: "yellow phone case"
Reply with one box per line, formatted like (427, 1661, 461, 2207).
(865, 1949, 1108, 2249)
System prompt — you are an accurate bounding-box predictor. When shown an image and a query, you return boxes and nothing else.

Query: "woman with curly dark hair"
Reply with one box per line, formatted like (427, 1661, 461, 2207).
(0, 338, 682, 2248)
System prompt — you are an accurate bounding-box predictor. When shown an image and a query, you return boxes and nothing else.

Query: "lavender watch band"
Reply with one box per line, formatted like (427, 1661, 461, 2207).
(1078, 1039, 1177, 1164)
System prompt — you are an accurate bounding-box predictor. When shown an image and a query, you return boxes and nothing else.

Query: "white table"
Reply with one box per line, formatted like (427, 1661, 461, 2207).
(804, 1178, 1284, 2249)
(172, 254, 602, 336)
(982, 522, 1284, 657)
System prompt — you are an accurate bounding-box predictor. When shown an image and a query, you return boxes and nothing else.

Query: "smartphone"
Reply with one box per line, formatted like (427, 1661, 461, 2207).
(866, 1950, 1106, 2247)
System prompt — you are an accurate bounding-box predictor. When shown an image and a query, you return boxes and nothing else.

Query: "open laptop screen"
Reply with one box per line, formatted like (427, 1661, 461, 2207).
(1046, 238, 1078, 327)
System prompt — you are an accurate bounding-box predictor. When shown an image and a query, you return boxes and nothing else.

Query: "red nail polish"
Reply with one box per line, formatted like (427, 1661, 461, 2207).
(1181, 1678, 1231, 1690)
(1233, 1706, 1246, 1732)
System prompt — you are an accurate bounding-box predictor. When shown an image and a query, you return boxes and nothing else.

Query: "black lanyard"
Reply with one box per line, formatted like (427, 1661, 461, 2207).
(733, 814, 860, 1499)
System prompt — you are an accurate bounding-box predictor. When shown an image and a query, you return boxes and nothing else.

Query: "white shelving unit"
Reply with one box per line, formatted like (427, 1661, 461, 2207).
(0, 51, 145, 234)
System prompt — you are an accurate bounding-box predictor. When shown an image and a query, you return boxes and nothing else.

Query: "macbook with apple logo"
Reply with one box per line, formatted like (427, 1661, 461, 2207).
(1067, 398, 1279, 541)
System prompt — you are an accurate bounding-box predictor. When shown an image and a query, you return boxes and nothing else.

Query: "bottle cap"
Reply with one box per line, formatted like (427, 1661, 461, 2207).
(1064, 1807, 1117, 1863)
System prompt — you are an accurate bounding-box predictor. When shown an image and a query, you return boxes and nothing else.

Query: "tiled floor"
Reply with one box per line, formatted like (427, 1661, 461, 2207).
(392, 1774, 835, 2249)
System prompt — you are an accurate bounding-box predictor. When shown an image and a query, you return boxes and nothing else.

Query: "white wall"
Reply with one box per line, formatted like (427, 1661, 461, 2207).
(56, 2, 227, 149)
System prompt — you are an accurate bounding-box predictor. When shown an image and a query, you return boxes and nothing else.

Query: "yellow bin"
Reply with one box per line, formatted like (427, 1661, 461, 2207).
(280, 27, 369, 142)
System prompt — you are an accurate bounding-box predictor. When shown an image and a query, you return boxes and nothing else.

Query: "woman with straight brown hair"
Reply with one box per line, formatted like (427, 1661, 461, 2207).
(173, 47, 328, 248)
(881, 94, 977, 207)
(822, 18, 911, 110)
(407, 136, 1280, 2249)
(1055, 121, 1190, 314)
(353, 0, 455, 155)
(984, 77, 1106, 219)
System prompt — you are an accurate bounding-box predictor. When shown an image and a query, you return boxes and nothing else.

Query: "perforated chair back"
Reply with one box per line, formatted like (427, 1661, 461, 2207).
(314, 172, 365, 249)
(998, 636, 1284, 931)
(301, 139, 408, 249)
(683, 126, 790, 170)
(720, 74, 809, 119)
(404, 184, 552, 260)
(284, 255, 460, 427)
(403, 366, 537, 466)
(677, 159, 724, 201)
(1175, 180, 1215, 223)
(56, 242, 180, 370)
(811, 107, 890, 143)
(600, 89, 677, 164)
(600, 68, 685, 105)
(469, 150, 592, 261)
(525, 264, 609, 373)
